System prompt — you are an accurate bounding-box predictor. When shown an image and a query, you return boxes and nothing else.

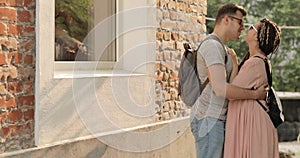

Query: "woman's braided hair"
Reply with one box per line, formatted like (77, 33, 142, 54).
(238, 18, 281, 70)
(257, 18, 281, 56)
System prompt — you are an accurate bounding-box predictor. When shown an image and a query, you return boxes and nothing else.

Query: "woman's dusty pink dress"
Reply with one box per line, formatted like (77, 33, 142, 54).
(224, 54, 279, 158)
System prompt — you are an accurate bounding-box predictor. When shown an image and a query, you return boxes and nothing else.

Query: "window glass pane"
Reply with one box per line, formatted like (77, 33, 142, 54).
(55, 0, 116, 61)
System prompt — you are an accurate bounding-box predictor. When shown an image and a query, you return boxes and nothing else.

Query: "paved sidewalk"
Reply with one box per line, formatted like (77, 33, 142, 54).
(279, 141, 300, 158)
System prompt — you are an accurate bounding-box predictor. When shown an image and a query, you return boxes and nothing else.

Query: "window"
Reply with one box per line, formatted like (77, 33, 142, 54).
(51, 0, 155, 76)
(55, 0, 117, 71)
(36, 0, 156, 146)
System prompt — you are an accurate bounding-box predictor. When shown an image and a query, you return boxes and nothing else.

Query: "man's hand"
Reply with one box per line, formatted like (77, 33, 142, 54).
(227, 48, 238, 82)
(227, 48, 238, 66)
(256, 84, 269, 100)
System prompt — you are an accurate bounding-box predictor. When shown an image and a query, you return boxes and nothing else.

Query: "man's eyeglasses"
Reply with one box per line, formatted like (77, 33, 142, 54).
(248, 25, 258, 32)
(228, 16, 244, 26)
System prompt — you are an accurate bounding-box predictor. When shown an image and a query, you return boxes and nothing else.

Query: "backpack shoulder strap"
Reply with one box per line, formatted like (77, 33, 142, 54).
(197, 34, 228, 64)
(194, 34, 228, 87)
(254, 56, 272, 87)
(254, 55, 273, 112)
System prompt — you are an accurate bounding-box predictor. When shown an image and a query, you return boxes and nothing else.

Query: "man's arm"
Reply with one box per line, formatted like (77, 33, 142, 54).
(207, 64, 266, 100)
(226, 83, 266, 100)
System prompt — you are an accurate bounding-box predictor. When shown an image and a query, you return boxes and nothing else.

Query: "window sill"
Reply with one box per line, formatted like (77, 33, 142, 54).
(54, 69, 145, 79)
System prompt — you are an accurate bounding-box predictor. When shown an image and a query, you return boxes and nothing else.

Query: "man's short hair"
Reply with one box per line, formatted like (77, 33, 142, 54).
(215, 3, 247, 25)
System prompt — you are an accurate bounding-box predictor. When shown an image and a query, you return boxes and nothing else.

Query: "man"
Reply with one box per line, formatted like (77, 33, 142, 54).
(190, 3, 267, 158)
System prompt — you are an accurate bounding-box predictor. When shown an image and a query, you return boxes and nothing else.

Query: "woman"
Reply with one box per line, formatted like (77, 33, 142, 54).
(224, 18, 281, 158)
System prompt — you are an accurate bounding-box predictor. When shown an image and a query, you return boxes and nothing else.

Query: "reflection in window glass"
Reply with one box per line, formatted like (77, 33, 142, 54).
(55, 0, 116, 61)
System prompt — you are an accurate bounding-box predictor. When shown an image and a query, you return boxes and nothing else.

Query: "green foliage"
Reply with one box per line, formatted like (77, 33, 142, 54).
(55, 0, 93, 41)
(207, 0, 300, 92)
(207, 0, 249, 59)
(248, 0, 300, 92)
(55, 0, 300, 91)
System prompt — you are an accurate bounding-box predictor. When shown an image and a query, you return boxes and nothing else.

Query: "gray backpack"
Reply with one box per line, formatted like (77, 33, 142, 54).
(178, 34, 227, 107)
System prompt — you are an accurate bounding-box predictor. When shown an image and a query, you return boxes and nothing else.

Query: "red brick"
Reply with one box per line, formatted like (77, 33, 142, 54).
(7, 36, 18, 50)
(161, 21, 177, 30)
(197, 15, 206, 24)
(162, 11, 169, 19)
(171, 32, 179, 41)
(2, 125, 22, 137)
(167, 1, 177, 10)
(1, 127, 9, 137)
(18, 95, 34, 107)
(24, 0, 34, 8)
(23, 121, 33, 134)
(179, 2, 188, 11)
(9, 0, 23, 7)
(24, 54, 33, 65)
(0, 113, 7, 124)
(16, 0, 23, 6)
(19, 39, 34, 52)
(0, 53, 6, 65)
(17, 10, 32, 23)
(8, 52, 22, 64)
(0, 22, 7, 35)
(24, 81, 33, 94)
(0, 0, 7, 6)
(156, 31, 163, 40)
(23, 25, 34, 36)
(17, 67, 34, 80)
(11, 125, 22, 136)
(0, 8, 17, 21)
(8, 24, 22, 36)
(0, 96, 17, 109)
(170, 11, 178, 21)
(8, 109, 22, 122)
(163, 31, 171, 41)
(8, 0, 16, 6)
(24, 109, 34, 121)
(8, 82, 23, 94)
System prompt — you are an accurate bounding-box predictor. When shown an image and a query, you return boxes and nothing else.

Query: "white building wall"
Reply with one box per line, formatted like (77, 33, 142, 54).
(36, 0, 157, 147)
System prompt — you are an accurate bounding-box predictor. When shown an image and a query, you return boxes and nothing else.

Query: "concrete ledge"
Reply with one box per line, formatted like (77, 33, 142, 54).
(279, 141, 300, 158)
(278, 92, 300, 100)
(0, 117, 196, 158)
(0, 139, 107, 158)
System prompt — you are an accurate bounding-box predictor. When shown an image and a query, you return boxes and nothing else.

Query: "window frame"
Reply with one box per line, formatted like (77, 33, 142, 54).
(52, 0, 155, 78)
(37, 0, 156, 79)
(54, 0, 119, 73)
(36, 0, 156, 146)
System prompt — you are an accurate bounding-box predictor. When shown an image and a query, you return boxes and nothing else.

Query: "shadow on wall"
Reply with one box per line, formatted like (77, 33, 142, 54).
(3, 138, 107, 158)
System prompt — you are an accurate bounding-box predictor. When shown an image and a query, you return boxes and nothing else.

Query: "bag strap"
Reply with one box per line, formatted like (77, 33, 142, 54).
(254, 56, 272, 86)
(197, 34, 228, 63)
(196, 34, 228, 87)
(254, 55, 272, 111)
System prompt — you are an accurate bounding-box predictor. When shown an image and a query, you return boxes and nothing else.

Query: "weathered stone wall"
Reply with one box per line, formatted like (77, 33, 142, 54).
(0, 0, 35, 153)
(278, 99, 300, 142)
(155, 0, 207, 121)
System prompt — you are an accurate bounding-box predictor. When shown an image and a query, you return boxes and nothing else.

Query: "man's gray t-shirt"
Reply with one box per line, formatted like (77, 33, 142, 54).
(193, 34, 233, 121)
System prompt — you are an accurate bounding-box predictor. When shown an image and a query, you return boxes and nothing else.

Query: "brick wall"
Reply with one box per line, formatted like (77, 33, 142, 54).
(0, 0, 207, 154)
(155, 0, 207, 121)
(0, 0, 35, 153)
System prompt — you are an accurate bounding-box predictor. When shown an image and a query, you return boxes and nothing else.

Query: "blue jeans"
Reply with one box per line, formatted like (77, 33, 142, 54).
(190, 117, 225, 158)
